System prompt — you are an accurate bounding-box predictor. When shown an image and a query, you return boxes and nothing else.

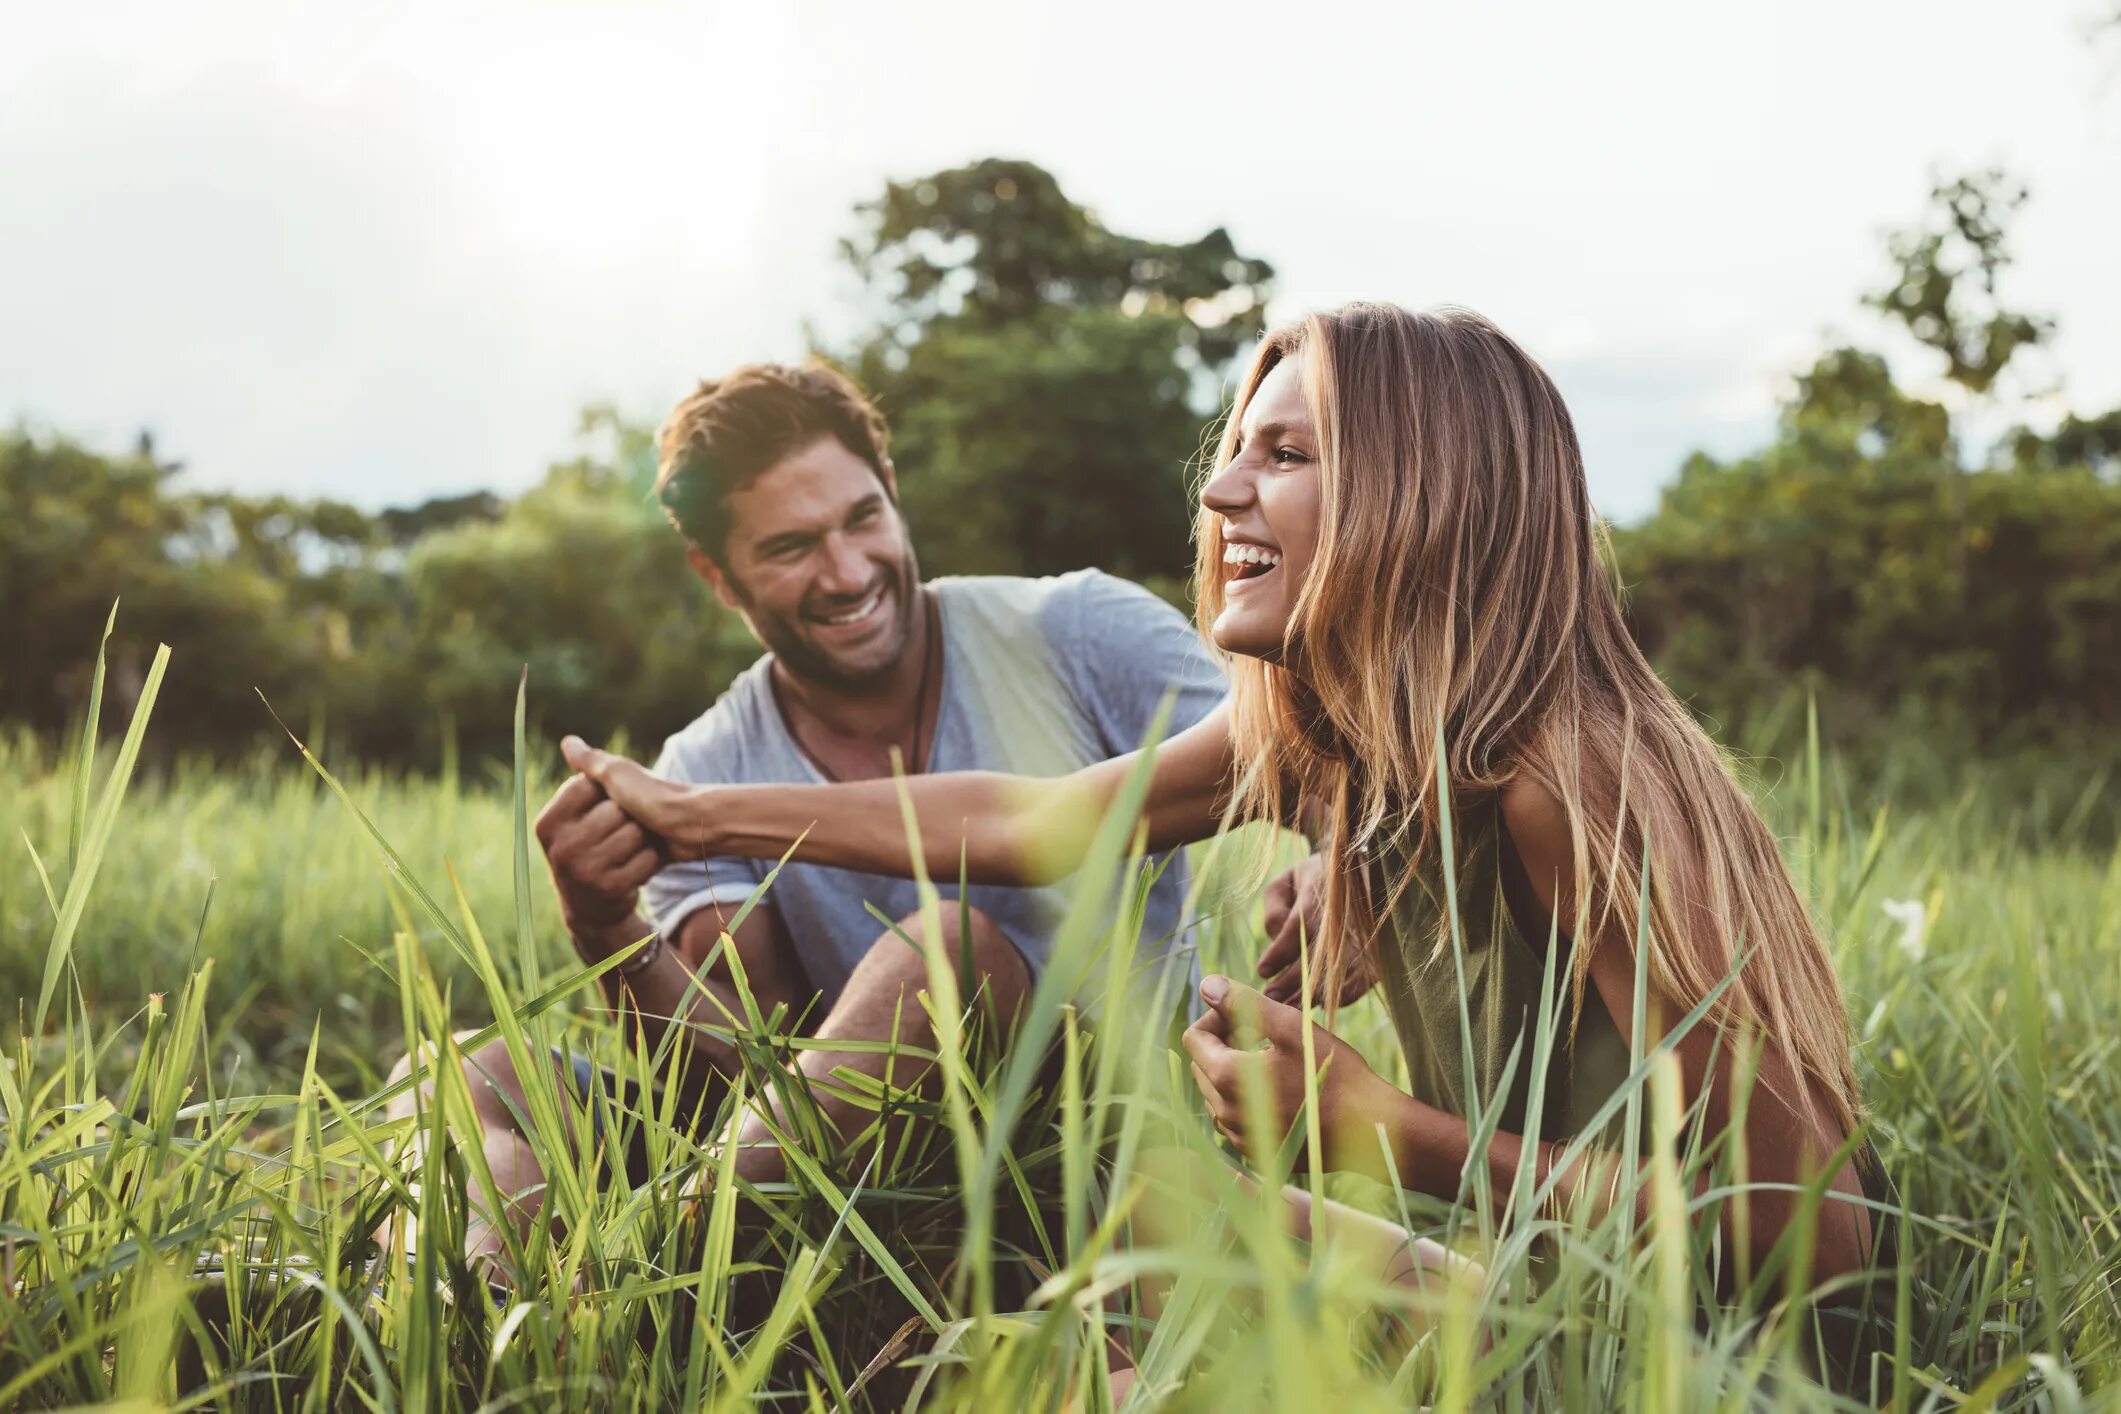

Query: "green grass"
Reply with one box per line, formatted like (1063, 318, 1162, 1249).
(1, 642, 2118, 1410)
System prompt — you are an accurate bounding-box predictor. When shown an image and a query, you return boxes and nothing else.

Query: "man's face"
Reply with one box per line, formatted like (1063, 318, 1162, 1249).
(695, 436, 922, 690)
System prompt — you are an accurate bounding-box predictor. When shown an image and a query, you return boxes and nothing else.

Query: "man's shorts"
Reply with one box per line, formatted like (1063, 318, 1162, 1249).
(556, 918, 1046, 1189)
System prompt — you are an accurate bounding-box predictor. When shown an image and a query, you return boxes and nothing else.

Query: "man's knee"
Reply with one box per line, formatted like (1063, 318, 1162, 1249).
(879, 904, 1029, 1003)
(385, 1029, 523, 1127)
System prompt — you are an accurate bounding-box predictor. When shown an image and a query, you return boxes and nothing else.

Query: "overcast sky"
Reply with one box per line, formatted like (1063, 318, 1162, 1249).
(7, 1, 2118, 523)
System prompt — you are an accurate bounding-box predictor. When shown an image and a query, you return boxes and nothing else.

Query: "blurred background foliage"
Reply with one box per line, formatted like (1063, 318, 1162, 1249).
(3, 161, 2114, 780)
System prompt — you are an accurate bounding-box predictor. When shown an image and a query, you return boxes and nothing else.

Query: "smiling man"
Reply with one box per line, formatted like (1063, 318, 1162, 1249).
(407, 361, 1234, 1268)
(610, 361, 1228, 1021)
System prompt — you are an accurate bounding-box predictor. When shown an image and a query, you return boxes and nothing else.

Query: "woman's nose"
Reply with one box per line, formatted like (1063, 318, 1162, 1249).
(1199, 458, 1253, 516)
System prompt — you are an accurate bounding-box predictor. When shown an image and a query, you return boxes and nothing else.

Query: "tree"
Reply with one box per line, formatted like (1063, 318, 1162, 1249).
(1783, 348, 1952, 462)
(2010, 408, 2121, 477)
(1615, 172, 2119, 745)
(0, 431, 326, 748)
(396, 435, 756, 763)
(837, 158, 1274, 588)
(1867, 169, 2051, 401)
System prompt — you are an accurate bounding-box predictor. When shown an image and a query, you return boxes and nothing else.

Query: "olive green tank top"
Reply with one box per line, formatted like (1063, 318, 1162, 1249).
(1371, 795, 1903, 1371)
(1369, 792, 1633, 1143)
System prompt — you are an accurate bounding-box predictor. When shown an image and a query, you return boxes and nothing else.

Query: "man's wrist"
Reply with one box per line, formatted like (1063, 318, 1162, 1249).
(614, 926, 666, 977)
(566, 905, 656, 961)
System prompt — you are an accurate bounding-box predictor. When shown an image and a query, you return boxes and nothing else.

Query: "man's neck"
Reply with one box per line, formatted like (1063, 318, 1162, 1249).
(770, 586, 937, 752)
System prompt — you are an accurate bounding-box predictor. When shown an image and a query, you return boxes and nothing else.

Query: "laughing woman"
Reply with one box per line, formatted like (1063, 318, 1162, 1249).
(567, 303, 1879, 1299)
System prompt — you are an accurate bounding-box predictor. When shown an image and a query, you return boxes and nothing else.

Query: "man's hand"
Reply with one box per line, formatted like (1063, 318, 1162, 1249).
(1181, 974, 1410, 1177)
(534, 772, 666, 939)
(1258, 854, 1376, 1005)
(560, 736, 708, 855)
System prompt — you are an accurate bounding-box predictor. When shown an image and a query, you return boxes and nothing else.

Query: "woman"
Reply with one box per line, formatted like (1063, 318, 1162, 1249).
(566, 302, 1877, 1290)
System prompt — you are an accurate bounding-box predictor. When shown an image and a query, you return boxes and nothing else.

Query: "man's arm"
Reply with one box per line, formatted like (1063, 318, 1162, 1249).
(586, 902, 806, 1091)
(536, 776, 805, 1092)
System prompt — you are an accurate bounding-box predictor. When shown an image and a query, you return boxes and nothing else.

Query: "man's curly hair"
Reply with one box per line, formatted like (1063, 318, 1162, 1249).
(655, 361, 892, 559)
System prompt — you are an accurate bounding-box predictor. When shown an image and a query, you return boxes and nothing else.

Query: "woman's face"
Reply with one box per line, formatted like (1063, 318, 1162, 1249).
(1200, 354, 1323, 661)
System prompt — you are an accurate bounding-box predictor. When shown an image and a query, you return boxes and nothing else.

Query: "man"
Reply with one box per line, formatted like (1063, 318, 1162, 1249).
(402, 360, 1230, 1270)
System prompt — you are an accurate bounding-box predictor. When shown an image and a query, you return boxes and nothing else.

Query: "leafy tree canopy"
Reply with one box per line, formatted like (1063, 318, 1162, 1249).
(4, 161, 2115, 767)
(837, 158, 1275, 589)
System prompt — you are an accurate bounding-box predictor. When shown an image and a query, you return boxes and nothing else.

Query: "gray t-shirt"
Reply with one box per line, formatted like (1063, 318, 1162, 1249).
(644, 570, 1228, 1004)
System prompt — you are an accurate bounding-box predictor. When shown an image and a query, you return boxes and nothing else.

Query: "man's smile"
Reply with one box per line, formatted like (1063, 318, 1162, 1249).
(808, 581, 893, 634)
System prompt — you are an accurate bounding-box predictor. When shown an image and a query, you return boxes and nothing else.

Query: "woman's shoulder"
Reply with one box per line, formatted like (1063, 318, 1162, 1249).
(1497, 775, 1574, 916)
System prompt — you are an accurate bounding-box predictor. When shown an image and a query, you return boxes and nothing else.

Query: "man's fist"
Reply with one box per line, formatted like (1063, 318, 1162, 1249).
(1258, 853, 1377, 1005)
(534, 773, 666, 935)
(560, 736, 705, 852)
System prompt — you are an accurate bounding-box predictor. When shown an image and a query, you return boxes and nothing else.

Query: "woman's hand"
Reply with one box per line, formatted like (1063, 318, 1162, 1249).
(1257, 854, 1377, 1004)
(1182, 974, 1413, 1179)
(560, 736, 708, 855)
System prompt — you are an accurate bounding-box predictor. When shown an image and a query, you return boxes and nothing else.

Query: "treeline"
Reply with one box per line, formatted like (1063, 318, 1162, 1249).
(3, 163, 2115, 768)
(1615, 172, 2120, 754)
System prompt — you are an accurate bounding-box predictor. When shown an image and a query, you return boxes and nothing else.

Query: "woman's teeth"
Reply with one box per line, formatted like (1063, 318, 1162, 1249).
(1223, 543, 1281, 580)
(817, 586, 887, 626)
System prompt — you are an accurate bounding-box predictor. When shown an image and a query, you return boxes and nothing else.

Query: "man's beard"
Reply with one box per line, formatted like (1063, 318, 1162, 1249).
(739, 549, 922, 692)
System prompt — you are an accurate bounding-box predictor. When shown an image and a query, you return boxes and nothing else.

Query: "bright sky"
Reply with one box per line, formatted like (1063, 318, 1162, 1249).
(6, 1, 2118, 523)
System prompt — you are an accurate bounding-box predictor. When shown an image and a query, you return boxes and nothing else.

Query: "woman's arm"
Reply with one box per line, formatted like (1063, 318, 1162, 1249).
(1185, 972, 1871, 1292)
(559, 702, 1236, 889)
(1184, 779, 1872, 1286)
(1496, 780, 1872, 1281)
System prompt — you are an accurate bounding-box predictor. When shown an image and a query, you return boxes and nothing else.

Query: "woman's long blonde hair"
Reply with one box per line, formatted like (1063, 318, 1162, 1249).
(1195, 302, 1862, 1132)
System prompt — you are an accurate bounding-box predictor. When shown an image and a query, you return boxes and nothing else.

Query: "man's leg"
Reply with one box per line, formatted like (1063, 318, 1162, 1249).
(382, 1033, 568, 1272)
(728, 903, 1030, 1186)
(384, 905, 1027, 1265)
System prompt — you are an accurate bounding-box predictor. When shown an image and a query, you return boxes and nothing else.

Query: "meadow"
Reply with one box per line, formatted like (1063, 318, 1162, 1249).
(1, 656, 2117, 1411)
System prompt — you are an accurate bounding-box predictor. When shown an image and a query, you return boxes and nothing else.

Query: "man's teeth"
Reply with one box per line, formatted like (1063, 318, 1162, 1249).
(1222, 544, 1281, 568)
(817, 587, 887, 625)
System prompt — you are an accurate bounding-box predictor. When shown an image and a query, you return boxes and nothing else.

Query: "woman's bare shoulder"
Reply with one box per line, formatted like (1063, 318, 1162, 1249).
(1498, 774, 1575, 910)
(1498, 775, 1569, 849)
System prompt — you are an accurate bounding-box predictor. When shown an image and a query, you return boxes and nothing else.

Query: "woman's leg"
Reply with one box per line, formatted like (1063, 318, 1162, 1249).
(1264, 1179, 1471, 1290)
(1106, 1154, 1480, 1404)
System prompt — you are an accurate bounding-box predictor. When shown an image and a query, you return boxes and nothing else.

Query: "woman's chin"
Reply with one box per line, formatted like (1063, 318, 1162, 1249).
(1210, 609, 1284, 663)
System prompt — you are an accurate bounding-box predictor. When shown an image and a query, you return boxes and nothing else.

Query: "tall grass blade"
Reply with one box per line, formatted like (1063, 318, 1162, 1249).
(36, 639, 169, 1035)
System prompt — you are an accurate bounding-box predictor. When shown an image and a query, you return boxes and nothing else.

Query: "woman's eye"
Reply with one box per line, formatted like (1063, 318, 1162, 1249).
(1271, 446, 1308, 466)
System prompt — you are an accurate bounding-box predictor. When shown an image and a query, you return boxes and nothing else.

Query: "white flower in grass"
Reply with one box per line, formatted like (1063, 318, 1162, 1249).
(1882, 897, 1927, 962)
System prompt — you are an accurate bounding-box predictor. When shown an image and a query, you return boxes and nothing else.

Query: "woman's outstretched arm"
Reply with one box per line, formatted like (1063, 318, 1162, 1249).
(559, 703, 1237, 889)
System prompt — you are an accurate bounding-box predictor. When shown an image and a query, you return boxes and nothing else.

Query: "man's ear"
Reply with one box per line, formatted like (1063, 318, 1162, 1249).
(685, 544, 742, 610)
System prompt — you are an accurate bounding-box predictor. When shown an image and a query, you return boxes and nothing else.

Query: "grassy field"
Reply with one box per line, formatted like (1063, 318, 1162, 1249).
(2, 661, 2118, 1410)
